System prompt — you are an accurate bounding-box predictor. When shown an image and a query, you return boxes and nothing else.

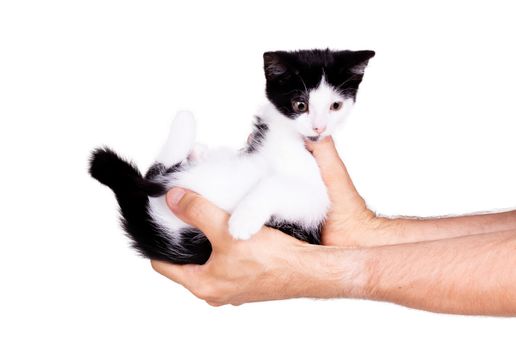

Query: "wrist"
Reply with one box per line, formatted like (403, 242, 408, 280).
(292, 244, 371, 299)
(352, 215, 406, 247)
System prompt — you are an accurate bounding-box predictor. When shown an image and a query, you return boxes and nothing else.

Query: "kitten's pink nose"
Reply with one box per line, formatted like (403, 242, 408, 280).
(313, 126, 326, 135)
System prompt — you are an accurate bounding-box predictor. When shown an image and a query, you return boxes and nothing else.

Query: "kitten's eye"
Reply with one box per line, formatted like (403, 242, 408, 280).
(292, 100, 308, 113)
(330, 101, 343, 111)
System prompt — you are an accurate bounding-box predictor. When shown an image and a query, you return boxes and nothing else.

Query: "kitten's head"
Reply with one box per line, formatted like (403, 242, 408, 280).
(263, 49, 375, 141)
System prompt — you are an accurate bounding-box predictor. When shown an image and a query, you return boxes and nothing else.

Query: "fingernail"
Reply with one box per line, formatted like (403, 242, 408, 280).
(168, 187, 185, 205)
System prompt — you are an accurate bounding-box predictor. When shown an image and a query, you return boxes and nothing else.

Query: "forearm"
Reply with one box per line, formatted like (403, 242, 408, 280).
(311, 230, 516, 315)
(363, 210, 516, 246)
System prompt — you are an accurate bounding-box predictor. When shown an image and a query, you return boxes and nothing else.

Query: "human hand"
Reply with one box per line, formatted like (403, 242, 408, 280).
(306, 137, 391, 247)
(151, 188, 350, 306)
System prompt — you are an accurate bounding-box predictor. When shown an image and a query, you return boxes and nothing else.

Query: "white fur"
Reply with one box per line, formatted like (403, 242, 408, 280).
(148, 80, 352, 240)
(293, 77, 354, 140)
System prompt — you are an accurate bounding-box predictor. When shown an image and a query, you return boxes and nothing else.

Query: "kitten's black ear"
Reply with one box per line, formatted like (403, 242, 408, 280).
(336, 50, 376, 74)
(351, 50, 375, 74)
(263, 51, 289, 80)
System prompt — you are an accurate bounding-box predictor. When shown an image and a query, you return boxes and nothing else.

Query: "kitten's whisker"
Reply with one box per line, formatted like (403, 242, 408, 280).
(298, 75, 309, 96)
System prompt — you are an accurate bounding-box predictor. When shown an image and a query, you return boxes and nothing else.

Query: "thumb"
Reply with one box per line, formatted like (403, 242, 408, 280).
(166, 188, 231, 248)
(306, 137, 355, 193)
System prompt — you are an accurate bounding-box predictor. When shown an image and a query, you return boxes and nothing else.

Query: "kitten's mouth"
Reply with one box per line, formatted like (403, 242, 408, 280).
(305, 136, 320, 142)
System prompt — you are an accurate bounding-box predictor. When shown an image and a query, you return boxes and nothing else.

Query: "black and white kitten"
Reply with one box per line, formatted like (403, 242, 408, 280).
(89, 49, 375, 264)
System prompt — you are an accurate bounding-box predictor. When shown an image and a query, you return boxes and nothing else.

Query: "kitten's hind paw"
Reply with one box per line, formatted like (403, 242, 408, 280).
(156, 110, 196, 167)
(228, 209, 267, 240)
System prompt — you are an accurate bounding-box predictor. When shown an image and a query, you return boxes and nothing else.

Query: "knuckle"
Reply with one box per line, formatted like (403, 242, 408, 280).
(195, 284, 222, 302)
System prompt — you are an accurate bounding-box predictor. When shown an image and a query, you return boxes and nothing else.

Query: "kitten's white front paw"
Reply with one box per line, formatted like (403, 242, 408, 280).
(228, 210, 266, 240)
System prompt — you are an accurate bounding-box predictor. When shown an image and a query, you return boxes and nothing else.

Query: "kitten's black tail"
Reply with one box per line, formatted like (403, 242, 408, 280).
(88, 147, 187, 263)
(89, 147, 165, 196)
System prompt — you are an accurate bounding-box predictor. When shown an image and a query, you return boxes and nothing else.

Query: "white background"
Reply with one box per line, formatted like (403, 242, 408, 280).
(1, 0, 515, 349)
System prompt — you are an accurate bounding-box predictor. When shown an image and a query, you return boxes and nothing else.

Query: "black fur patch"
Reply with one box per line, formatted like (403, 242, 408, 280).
(267, 217, 322, 245)
(176, 228, 212, 264)
(144, 162, 183, 197)
(145, 162, 184, 179)
(145, 163, 168, 179)
(246, 117, 269, 153)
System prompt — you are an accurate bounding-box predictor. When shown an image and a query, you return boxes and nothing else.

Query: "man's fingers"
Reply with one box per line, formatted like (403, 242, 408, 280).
(166, 188, 231, 247)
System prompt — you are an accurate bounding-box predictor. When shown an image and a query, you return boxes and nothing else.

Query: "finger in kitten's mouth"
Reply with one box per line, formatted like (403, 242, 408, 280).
(306, 136, 320, 142)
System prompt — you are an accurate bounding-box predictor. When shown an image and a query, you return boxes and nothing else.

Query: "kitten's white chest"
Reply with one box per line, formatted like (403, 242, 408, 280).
(262, 127, 322, 181)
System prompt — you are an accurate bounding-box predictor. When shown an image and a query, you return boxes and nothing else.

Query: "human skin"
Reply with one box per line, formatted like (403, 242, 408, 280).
(151, 138, 516, 315)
